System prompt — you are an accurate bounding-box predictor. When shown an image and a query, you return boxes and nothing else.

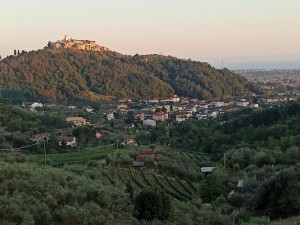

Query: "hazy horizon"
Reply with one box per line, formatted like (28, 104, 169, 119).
(1, 0, 299, 70)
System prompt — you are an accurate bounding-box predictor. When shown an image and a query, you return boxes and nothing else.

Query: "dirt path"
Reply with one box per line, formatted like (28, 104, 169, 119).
(229, 208, 240, 225)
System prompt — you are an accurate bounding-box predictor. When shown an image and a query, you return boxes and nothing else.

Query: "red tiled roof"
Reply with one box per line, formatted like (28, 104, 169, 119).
(136, 149, 164, 161)
(139, 149, 155, 155)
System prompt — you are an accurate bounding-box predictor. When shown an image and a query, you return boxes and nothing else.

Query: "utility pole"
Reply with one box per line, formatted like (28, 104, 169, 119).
(223, 153, 226, 170)
(44, 139, 46, 166)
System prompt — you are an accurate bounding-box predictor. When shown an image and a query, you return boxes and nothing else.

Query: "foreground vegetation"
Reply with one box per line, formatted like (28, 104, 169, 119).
(0, 154, 231, 225)
(2, 99, 300, 224)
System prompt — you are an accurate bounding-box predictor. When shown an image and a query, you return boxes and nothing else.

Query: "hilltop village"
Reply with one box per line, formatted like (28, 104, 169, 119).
(47, 35, 109, 51)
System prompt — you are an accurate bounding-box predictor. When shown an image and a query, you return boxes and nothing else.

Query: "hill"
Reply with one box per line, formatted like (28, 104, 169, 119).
(0, 49, 258, 102)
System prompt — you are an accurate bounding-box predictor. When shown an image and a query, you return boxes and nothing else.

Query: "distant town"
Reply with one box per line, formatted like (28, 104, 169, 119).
(236, 69, 300, 98)
(47, 35, 110, 52)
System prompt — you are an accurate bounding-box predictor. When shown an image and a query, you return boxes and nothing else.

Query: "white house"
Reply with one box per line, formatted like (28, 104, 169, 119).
(176, 117, 187, 123)
(31, 102, 43, 108)
(106, 112, 114, 121)
(236, 101, 249, 107)
(199, 104, 209, 109)
(84, 107, 94, 113)
(58, 134, 76, 147)
(172, 95, 180, 103)
(197, 114, 207, 120)
(143, 119, 156, 127)
(250, 103, 259, 108)
(22, 102, 43, 108)
(210, 101, 224, 108)
(211, 111, 219, 118)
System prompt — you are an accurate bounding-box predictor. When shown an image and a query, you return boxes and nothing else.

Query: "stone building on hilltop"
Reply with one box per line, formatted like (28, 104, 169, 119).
(48, 35, 109, 52)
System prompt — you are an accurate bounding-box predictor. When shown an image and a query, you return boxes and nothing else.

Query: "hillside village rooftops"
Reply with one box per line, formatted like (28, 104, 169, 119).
(66, 117, 87, 126)
(48, 35, 109, 52)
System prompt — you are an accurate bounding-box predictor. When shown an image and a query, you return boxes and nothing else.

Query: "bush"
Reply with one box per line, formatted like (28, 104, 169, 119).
(239, 216, 270, 225)
(134, 187, 171, 221)
(228, 194, 245, 210)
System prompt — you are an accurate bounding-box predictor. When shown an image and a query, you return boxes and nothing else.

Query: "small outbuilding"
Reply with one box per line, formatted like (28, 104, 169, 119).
(200, 167, 214, 174)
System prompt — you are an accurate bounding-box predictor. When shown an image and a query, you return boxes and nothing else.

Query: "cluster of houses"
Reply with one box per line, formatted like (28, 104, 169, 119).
(29, 116, 87, 147)
(24, 93, 299, 148)
(102, 96, 262, 126)
(104, 93, 300, 125)
(30, 132, 77, 147)
(132, 149, 163, 169)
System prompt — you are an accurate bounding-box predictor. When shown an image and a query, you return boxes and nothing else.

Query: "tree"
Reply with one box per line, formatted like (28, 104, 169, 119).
(134, 187, 171, 221)
(113, 110, 123, 119)
(161, 106, 168, 113)
(14, 49, 16, 55)
(126, 180, 134, 202)
(255, 168, 300, 219)
(72, 125, 95, 143)
(150, 124, 168, 143)
(135, 131, 150, 145)
(201, 167, 228, 202)
(125, 110, 135, 124)
(228, 194, 245, 211)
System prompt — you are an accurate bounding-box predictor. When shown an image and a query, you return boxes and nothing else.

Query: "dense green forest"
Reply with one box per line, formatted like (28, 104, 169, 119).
(0, 49, 258, 102)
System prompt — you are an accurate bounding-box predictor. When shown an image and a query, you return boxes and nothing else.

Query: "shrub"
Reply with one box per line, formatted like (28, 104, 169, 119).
(134, 187, 171, 221)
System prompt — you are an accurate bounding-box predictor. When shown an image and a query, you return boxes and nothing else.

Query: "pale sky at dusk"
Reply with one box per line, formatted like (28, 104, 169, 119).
(0, 0, 299, 69)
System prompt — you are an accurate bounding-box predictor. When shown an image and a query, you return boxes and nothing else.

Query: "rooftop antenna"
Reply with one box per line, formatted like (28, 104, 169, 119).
(222, 60, 224, 68)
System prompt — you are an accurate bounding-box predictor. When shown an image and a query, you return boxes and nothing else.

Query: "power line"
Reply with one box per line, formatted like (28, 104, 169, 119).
(0, 142, 40, 151)
(171, 147, 221, 156)
(0, 149, 15, 151)
(47, 143, 67, 151)
(19, 142, 40, 149)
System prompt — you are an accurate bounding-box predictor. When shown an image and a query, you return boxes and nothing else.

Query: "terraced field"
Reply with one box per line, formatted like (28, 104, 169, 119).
(27, 146, 208, 206)
(111, 167, 202, 206)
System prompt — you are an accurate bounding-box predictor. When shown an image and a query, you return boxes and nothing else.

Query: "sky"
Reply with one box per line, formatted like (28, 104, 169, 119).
(0, 0, 300, 69)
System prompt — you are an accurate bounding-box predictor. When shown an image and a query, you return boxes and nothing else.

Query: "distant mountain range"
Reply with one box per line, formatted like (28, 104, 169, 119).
(0, 49, 259, 102)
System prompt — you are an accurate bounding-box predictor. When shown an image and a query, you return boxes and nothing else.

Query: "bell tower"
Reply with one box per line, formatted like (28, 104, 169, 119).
(64, 35, 69, 41)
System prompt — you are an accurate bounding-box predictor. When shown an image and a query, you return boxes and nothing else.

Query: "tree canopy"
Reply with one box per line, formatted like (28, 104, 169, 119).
(0, 49, 258, 102)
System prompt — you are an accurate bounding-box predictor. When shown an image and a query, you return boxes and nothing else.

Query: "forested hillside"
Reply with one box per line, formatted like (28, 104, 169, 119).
(0, 49, 258, 102)
(139, 54, 259, 99)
